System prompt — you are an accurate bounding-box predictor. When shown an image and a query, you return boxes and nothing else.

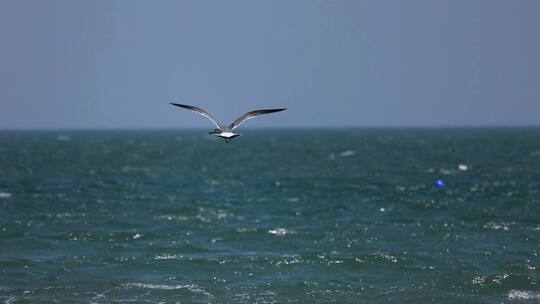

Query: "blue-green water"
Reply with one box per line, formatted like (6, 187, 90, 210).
(1, 129, 539, 303)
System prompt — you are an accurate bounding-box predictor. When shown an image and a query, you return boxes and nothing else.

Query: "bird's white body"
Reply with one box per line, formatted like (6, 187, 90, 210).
(217, 132, 238, 139)
(170, 103, 286, 143)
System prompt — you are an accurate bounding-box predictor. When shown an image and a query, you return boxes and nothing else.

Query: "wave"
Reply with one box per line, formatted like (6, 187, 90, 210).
(508, 289, 540, 300)
(123, 282, 213, 297)
(268, 228, 296, 236)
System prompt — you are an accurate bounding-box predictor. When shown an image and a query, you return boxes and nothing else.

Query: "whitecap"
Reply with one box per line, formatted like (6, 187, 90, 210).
(458, 164, 469, 171)
(492, 273, 510, 284)
(4, 296, 16, 304)
(268, 228, 295, 236)
(56, 135, 71, 141)
(235, 227, 257, 233)
(275, 257, 303, 266)
(154, 215, 189, 221)
(339, 150, 356, 157)
(483, 221, 510, 231)
(508, 289, 540, 300)
(123, 283, 213, 297)
(154, 254, 183, 260)
(0, 192, 12, 198)
(370, 252, 399, 263)
(439, 169, 453, 175)
(286, 197, 300, 202)
(530, 150, 540, 157)
(471, 276, 486, 285)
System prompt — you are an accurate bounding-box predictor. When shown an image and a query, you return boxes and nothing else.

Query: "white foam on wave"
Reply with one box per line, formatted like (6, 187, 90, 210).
(268, 228, 295, 236)
(235, 227, 257, 233)
(439, 168, 453, 175)
(56, 135, 71, 141)
(508, 289, 540, 300)
(483, 221, 511, 231)
(154, 214, 190, 221)
(154, 254, 184, 260)
(339, 150, 356, 157)
(0, 192, 12, 198)
(530, 150, 540, 157)
(3, 296, 16, 304)
(123, 283, 213, 297)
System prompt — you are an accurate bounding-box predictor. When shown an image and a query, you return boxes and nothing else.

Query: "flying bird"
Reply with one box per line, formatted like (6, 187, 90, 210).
(170, 103, 286, 142)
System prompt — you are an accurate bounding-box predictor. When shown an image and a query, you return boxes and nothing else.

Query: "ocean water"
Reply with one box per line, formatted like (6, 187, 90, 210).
(0, 129, 539, 303)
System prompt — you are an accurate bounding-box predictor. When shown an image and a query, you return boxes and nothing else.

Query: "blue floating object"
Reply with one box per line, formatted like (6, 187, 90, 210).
(434, 180, 445, 187)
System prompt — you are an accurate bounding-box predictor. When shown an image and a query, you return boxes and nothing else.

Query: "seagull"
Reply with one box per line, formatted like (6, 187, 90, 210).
(170, 103, 286, 142)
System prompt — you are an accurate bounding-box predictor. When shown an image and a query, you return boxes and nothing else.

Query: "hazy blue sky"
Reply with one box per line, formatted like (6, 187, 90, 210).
(0, 0, 539, 129)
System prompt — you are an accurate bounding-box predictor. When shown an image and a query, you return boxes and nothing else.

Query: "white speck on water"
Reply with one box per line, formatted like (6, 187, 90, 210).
(123, 283, 214, 297)
(372, 252, 398, 263)
(492, 273, 509, 284)
(57, 135, 71, 141)
(268, 228, 294, 236)
(530, 150, 540, 157)
(508, 289, 540, 300)
(439, 169, 452, 175)
(472, 276, 486, 286)
(339, 150, 356, 157)
(154, 254, 183, 260)
(483, 221, 510, 231)
(132, 233, 142, 239)
(458, 164, 469, 171)
(379, 208, 385, 212)
(0, 192, 12, 198)
(287, 197, 300, 202)
(4, 296, 16, 304)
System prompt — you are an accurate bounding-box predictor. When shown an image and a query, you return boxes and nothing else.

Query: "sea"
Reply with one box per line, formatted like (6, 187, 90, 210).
(0, 129, 539, 303)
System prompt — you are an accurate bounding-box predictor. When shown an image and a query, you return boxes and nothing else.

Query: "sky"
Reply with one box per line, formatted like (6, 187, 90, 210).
(0, 0, 539, 129)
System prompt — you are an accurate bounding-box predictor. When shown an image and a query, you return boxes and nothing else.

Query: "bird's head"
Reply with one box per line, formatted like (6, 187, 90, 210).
(209, 129, 221, 135)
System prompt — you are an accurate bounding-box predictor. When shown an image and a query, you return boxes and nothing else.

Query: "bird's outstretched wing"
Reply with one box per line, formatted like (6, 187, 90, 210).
(228, 108, 286, 130)
(170, 103, 221, 129)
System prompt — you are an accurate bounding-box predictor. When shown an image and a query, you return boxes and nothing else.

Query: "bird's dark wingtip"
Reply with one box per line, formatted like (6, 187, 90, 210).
(170, 102, 187, 108)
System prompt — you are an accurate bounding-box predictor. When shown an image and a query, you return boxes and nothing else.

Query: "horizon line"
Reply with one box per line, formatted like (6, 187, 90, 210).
(1, 125, 540, 132)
